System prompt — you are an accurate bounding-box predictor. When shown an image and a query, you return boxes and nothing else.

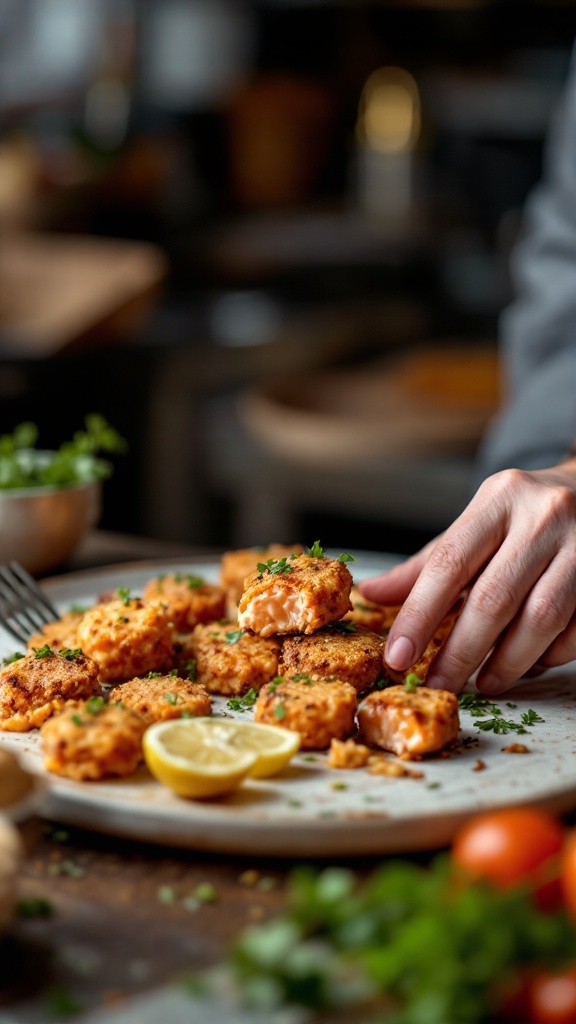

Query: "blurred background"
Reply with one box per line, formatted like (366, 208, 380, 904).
(0, 0, 574, 557)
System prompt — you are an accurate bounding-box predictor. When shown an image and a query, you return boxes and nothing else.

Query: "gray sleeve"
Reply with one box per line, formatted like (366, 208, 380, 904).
(475, 47, 576, 481)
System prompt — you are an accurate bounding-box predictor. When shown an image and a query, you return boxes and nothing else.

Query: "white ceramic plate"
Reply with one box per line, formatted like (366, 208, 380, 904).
(1, 553, 576, 857)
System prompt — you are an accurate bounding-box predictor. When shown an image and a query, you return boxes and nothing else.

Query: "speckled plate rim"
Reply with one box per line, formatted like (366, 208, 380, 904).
(1, 553, 576, 857)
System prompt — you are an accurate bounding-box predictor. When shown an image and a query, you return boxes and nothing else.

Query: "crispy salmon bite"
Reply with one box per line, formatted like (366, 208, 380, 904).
(0, 647, 100, 732)
(280, 624, 384, 694)
(41, 697, 146, 781)
(108, 675, 212, 726)
(358, 685, 460, 758)
(254, 675, 357, 750)
(343, 588, 401, 635)
(238, 550, 353, 638)
(188, 622, 281, 696)
(220, 543, 304, 615)
(142, 573, 225, 632)
(76, 597, 174, 683)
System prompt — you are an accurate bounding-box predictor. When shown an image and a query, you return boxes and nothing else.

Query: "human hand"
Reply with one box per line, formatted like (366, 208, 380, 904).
(359, 462, 576, 694)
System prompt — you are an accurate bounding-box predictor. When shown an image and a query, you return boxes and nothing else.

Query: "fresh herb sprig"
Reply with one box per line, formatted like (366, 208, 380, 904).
(227, 689, 258, 712)
(459, 693, 545, 735)
(256, 557, 293, 579)
(0, 414, 126, 490)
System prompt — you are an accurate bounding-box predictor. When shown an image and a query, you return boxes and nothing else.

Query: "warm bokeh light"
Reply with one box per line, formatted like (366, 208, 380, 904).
(357, 67, 421, 153)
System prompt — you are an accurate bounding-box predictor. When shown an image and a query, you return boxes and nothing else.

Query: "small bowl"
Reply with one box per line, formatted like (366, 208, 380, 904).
(0, 478, 101, 576)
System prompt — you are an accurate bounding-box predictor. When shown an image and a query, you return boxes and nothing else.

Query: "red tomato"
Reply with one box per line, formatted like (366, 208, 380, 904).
(561, 830, 576, 920)
(529, 968, 576, 1023)
(451, 807, 565, 903)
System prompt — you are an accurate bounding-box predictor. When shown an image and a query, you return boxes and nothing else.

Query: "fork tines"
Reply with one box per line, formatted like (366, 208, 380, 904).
(0, 562, 60, 647)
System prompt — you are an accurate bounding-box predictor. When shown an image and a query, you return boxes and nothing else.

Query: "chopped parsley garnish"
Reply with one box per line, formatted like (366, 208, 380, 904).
(521, 709, 545, 726)
(475, 717, 528, 736)
(32, 644, 54, 659)
(256, 557, 293, 579)
(227, 688, 258, 712)
(2, 651, 24, 666)
(459, 693, 545, 734)
(175, 573, 204, 589)
(118, 587, 131, 607)
(185, 658, 197, 681)
(329, 621, 357, 634)
(306, 540, 325, 558)
(338, 552, 355, 563)
(274, 704, 286, 720)
(69, 604, 88, 615)
(168, 668, 178, 677)
(292, 673, 313, 683)
(268, 676, 284, 693)
(373, 677, 393, 690)
(71, 714, 84, 727)
(147, 671, 163, 679)
(224, 629, 244, 645)
(404, 673, 422, 692)
(85, 696, 105, 715)
(164, 693, 179, 706)
(59, 648, 84, 661)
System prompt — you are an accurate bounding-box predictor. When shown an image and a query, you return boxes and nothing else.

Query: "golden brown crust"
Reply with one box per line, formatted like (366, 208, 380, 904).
(76, 599, 174, 684)
(280, 625, 384, 694)
(27, 611, 86, 653)
(108, 675, 212, 726)
(220, 544, 303, 608)
(0, 649, 100, 732)
(357, 685, 460, 757)
(187, 622, 281, 696)
(238, 555, 353, 638)
(41, 701, 145, 780)
(142, 573, 225, 632)
(255, 676, 357, 749)
(343, 588, 401, 635)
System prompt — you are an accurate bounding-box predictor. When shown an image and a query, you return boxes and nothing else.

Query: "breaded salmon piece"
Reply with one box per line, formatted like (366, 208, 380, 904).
(27, 610, 86, 653)
(188, 622, 281, 696)
(76, 598, 174, 684)
(142, 572, 225, 632)
(343, 587, 401, 634)
(0, 648, 100, 732)
(220, 543, 304, 615)
(238, 554, 353, 638)
(357, 685, 460, 757)
(41, 698, 145, 780)
(109, 674, 212, 726)
(280, 624, 384, 694)
(383, 596, 465, 684)
(255, 675, 357, 750)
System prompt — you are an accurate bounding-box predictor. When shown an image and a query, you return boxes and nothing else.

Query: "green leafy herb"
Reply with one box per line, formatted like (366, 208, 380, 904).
(185, 575, 204, 589)
(274, 704, 286, 720)
(268, 677, 283, 694)
(71, 714, 84, 727)
(59, 648, 84, 661)
(0, 414, 126, 491)
(460, 693, 544, 734)
(227, 688, 258, 712)
(475, 717, 528, 735)
(338, 552, 355, 563)
(164, 693, 179, 706)
(168, 668, 178, 677)
(459, 693, 503, 718)
(224, 630, 244, 645)
(292, 673, 313, 683)
(118, 587, 131, 607)
(69, 604, 88, 615)
(85, 696, 105, 715)
(2, 651, 24, 666)
(404, 672, 422, 692)
(185, 658, 197, 681)
(521, 708, 545, 726)
(32, 644, 55, 659)
(256, 558, 293, 579)
(329, 621, 357, 634)
(146, 671, 163, 679)
(306, 540, 325, 558)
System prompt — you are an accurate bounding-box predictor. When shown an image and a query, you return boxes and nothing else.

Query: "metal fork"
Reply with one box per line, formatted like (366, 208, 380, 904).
(0, 562, 60, 647)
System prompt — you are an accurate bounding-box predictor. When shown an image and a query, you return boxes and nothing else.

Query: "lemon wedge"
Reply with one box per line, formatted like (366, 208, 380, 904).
(143, 718, 300, 798)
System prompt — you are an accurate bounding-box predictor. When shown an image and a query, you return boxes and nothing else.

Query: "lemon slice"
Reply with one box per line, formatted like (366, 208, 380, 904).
(143, 718, 300, 799)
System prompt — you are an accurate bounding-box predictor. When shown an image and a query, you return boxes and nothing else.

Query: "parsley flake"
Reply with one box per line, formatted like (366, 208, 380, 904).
(59, 648, 84, 661)
(521, 709, 545, 726)
(85, 696, 105, 715)
(256, 557, 292, 579)
(32, 644, 54, 659)
(274, 704, 286, 720)
(338, 552, 355, 563)
(118, 587, 131, 606)
(329, 621, 357, 634)
(306, 540, 325, 558)
(224, 630, 244, 645)
(2, 651, 24, 666)
(147, 671, 163, 679)
(164, 693, 179, 706)
(227, 688, 258, 712)
(404, 673, 422, 692)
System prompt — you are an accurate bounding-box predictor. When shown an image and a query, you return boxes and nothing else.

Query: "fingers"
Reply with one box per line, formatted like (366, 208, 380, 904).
(473, 552, 576, 694)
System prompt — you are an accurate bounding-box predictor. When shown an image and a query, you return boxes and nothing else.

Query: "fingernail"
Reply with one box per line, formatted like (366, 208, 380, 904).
(386, 636, 415, 671)
(477, 672, 504, 695)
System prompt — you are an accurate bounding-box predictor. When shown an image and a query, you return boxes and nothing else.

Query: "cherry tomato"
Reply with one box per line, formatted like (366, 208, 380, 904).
(560, 829, 576, 920)
(528, 968, 576, 1023)
(451, 807, 565, 902)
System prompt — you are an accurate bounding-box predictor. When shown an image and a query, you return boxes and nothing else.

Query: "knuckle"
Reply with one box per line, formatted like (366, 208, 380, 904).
(529, 593, 572, 636)
(427, 540, 469, 587)
(478, 468, 528, 502)
(471, 574, 518, 622)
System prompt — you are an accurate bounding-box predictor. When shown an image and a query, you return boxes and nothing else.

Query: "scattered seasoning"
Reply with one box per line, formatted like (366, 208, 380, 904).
(475, 718, 528, 736)
(224, 630, 243, 645)
(338, 552, 355, 563)
(146, 671, 162, 679)
(168, 668, 179, 677)
(472, 759, 486, 772)
(157, 885, 176, 904)
(306, 540, 325, 557)
(85, 696, 105, 715)
(301, 754, 317, 762)
(268, 677, 283, 693)
(521, 709, 545, 726)
(506, 703, 518, 709)
(292, 673, 313, 683)
(426, 782, 442, 790)
(502, 743, 530, 754)
(331, 782, 348, 791)
(164, 693, 179, 706)
(117, 615, 129, 623)
(185, 659, 197, 681)
(274, 704, 286, 720)
(227, 689, 258, 712)
(17, 897, 53, 918)
(117, 587, 132, 607)
(71, 714, 84, 728)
